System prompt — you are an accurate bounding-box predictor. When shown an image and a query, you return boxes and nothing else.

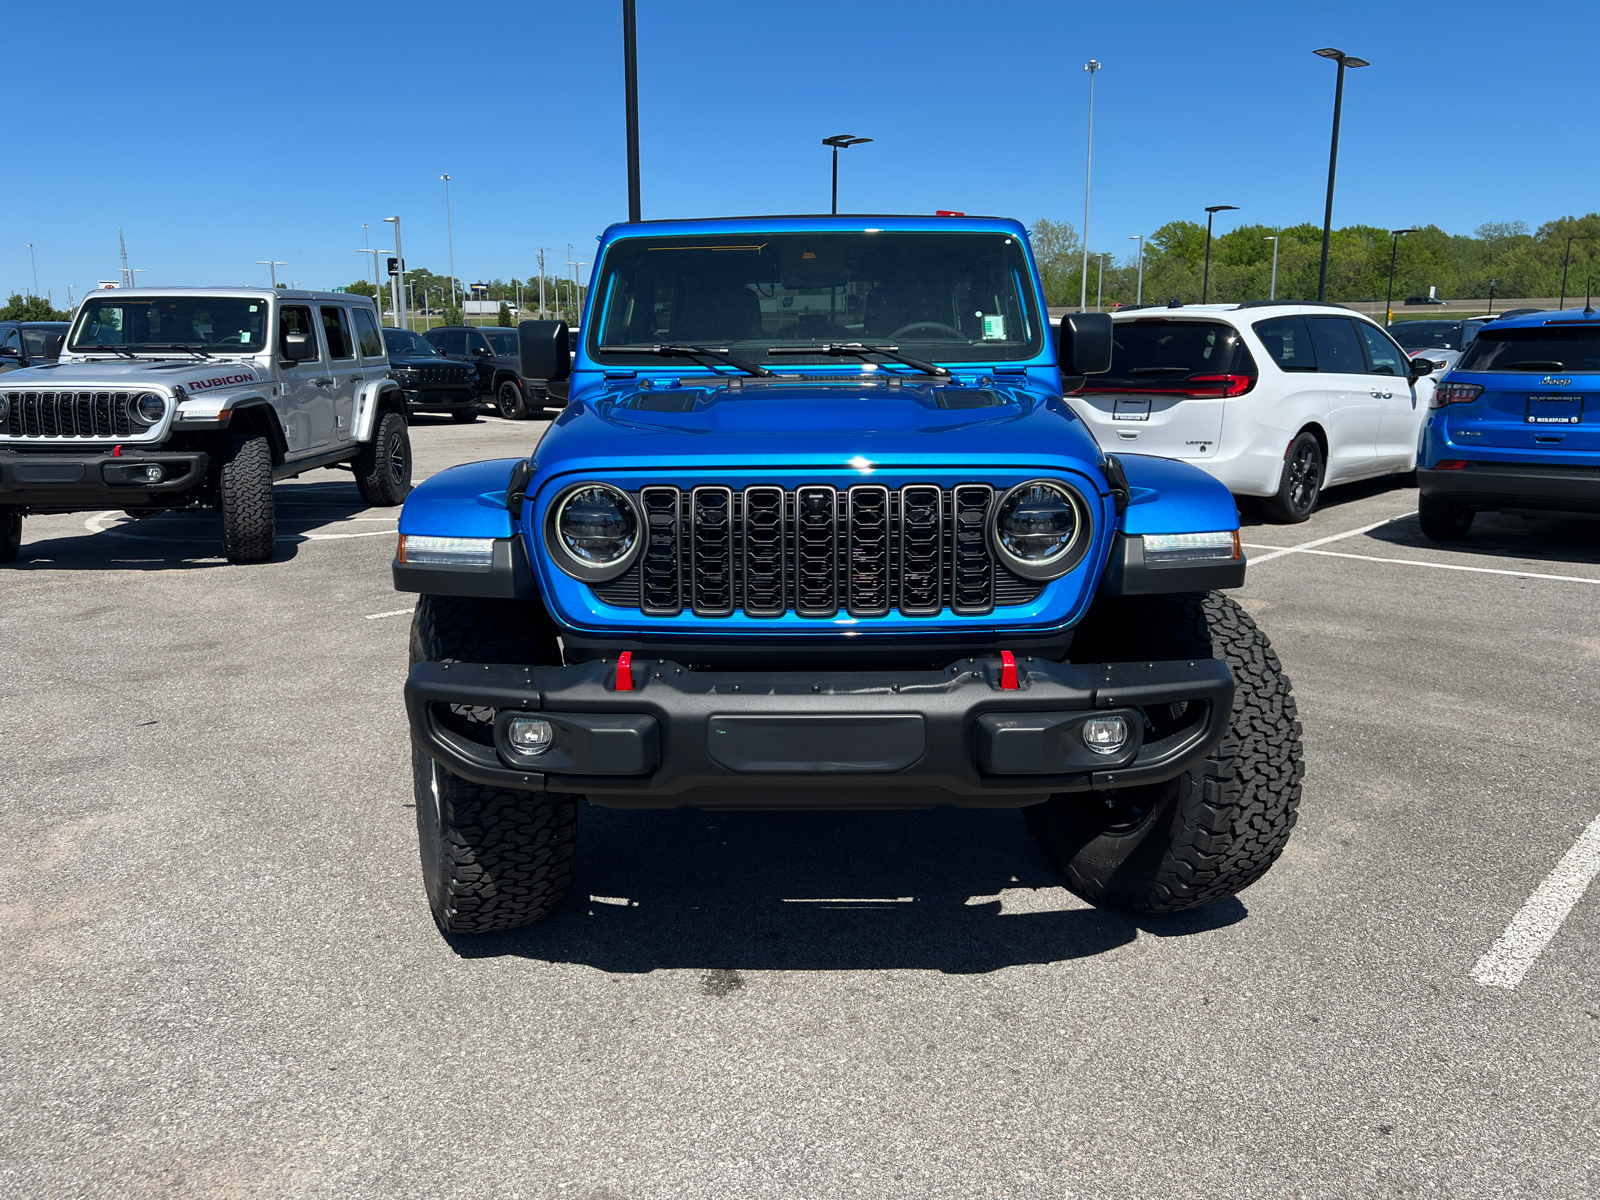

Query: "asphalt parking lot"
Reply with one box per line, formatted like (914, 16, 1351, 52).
(3, 413, 1597, 1199)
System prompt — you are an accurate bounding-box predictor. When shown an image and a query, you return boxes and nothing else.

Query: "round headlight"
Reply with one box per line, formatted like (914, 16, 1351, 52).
(550, 483, 640, 580)
(132, 393, 166, 425)
(990, 480, 1088, 579)
(0, 394, 9, 423)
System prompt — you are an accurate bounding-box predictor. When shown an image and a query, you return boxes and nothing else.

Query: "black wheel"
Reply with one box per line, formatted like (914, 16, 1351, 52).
(496, 380, 529, 420)
(355, 409, 412, 506)
(0, 508, 21, 564)
(409, 594, 573, 933)
(451, 407, 480, 424)
(1025, 592, 1304, 914)
(1418, 492, 1474, 541)
(219, 433, 275, 563)
(1260, 431, 1323, 524)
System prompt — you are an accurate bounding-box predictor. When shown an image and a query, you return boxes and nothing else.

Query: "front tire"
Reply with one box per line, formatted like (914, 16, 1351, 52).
(0, 508, 21, 564)
(219, 433, 275, 563)
(1260, 431, 1323, 524)
(1026, 592, 1304, 914)
(355, 409, 413, 506)
(409, 594, 572, 933)
(1418, 492, 1474, 541)
(496, 380, 529, 420)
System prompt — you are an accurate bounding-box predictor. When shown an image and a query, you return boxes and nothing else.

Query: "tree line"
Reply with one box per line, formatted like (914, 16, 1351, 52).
(1031, 212, 1600, 309)
(346, 271, 587, 327)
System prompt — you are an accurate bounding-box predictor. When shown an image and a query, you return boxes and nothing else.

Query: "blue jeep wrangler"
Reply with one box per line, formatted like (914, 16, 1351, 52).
(1419, 307, 1600, 539)
(392, 215, 1304, 934)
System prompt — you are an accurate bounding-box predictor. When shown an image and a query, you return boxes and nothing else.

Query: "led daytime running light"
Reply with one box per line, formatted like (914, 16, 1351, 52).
(398, 534, 495, 567)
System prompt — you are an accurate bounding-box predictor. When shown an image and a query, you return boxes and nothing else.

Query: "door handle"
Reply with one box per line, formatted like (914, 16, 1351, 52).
(314, 378, 333, 387)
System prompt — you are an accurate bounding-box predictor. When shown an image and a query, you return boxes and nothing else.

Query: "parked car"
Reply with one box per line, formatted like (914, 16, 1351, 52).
(1405, 295, 1448, 306)
(381, 327, 480, 423)
(1418, 308, 1600, 539)
(0, 289, 411, 564)
(391, 214, 1304, 935)
(1493, 308, 1541, 321)
(1063, 302, 1438, 523)
(1390, 317, 1494, 375)
(423, 325, 557, 420)
(0, 320, 70, 375)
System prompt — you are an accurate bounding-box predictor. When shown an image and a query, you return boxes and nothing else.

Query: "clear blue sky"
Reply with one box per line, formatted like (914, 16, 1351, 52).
(5, 0, 1594, 302)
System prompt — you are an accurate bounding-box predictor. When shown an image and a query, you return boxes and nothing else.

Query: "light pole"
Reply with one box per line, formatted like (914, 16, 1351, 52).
(384, 216, 406, 330)
(822, 134, 872, 215)
(623, 0, 642, 222)
(536, 247, 551, 318)
(1486, 278, 1498, 317)
(29, 243, 38, 297)
(1129, 235, 1145, 306)
(1079, 59, 1101, 313)
(256, 260, 287, 288)
(1384, 227, 1416, 325)
(1263, 236, 1279, 300)
(1314, 47, 1370, 302)
(428, 287, 444, 330)
(1559, 234, 1592, 310)
(357, 248, 382, 316)
(1202, 205, 1237, 304)
(1095, 254, 1108, 312)
(441, 174, 458, 310)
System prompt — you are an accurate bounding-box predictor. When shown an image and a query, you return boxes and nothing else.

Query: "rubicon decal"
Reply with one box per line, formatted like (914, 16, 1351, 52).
(186, 372, 256, 392)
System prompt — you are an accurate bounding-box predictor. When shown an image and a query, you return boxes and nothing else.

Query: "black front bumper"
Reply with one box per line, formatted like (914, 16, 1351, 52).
(400, 386, 479, 412)
(0, 448, 210, 512)
(405, 654, 1235, 809)
(1420, 462, 1600, 514)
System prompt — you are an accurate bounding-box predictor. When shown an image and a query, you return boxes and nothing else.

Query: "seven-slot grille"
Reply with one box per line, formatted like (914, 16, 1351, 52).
(594, 483, 1053, 618)
(403, 365, 473, 384)
(3, 391, 138, 439)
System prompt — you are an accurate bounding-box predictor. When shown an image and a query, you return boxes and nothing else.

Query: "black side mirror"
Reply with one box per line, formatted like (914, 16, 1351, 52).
(0, 346, 18, 359)
(282, 330, 315, 362)
(1056, 312, 1114, 379)
(45, 334, 64, 358)
(1409, 357, 1437, 380)
(518, 320, 571, 382)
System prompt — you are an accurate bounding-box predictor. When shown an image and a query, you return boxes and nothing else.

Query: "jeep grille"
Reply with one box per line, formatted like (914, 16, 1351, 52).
(3, 391, 136, 439)
(589, 484, 1045, 618)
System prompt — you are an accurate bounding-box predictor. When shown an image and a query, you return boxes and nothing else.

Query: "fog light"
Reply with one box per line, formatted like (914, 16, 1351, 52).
(506, 717, 553, 755)
(144, 464, 164, 483)
(1081, 715, 1129, 754)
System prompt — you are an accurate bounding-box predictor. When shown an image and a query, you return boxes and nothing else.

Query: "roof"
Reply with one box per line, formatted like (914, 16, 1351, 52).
(1480, 308, 1600, 329)
(80, 286, 375, 304)
(595, 213, 1029, 248)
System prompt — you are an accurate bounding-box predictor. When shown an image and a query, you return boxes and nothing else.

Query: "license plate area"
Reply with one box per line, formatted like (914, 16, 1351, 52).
(708, 714, 925, 773)
(1526, 395, 1583, 425)
(1113, 398, 1151, 422)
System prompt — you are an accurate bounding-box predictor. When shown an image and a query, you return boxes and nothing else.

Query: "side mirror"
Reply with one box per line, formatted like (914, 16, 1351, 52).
(518, 320, 571, 382)
(45, 334, 64, 358)
(1056, 312, 1114, 378)
(282, 330, 316, 362)
(1409, 357, 1437, 380)
(475, 345, 493, 357)
(0, 346, 18, 359)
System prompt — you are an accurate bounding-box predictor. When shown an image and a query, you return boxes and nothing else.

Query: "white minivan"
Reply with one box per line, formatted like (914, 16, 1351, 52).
(1065, 303, 1439, 522)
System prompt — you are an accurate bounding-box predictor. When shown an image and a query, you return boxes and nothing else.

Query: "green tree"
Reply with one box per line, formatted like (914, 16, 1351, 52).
(443, 303, 464, 327)
(1028, 218, 1082, 306)
(497, 301, 514, 327)
(1, 293, 70, 321)
(346, 279, 378, 300)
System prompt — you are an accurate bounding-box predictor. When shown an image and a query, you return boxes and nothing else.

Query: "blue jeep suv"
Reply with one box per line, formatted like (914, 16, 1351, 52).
(389, 215, 1304, 934)
(1418, 308, 1600, 539)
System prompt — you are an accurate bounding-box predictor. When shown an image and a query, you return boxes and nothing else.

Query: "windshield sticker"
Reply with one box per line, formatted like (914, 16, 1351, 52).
(186, 372, 255, 392)
(982, 314, 1006, 340)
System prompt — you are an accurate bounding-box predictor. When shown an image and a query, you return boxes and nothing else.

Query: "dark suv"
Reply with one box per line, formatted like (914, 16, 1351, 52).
(382, 328, 480, 423)
(423, 325, 557, 420)
(0, 321, 70, 375)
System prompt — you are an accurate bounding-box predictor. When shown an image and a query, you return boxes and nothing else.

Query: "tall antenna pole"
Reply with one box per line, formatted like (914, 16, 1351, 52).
(1079, 60, 1101, 312)
(622, 0, 642, 222)
(536, 247, 550, 318)
(118, 228, 132, 288)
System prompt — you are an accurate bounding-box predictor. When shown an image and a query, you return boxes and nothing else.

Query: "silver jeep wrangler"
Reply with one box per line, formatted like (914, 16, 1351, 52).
(0, 288, 411, 564)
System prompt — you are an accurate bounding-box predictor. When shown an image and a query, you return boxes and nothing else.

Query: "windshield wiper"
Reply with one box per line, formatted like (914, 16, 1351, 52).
(160, 343, 212, 357)
(602, 343, 772, 377)
(767, 343, 951, 377)
(1502, 360, 1565, 370)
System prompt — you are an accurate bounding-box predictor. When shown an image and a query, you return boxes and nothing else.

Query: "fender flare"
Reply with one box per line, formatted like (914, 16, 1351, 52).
(213, 397, 288, 463)
(1098, 453, 1245, 595)
(355, 379, 406, 442)
(391, 457, 543, 602)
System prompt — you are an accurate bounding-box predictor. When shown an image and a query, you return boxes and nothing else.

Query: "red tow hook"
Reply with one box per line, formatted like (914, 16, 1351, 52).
(111, 445, 123, 457)
(999, 650, 1019, 690)
(614, 651, 634, 692)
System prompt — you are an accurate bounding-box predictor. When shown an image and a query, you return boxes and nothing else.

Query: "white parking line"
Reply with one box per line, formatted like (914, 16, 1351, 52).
(364, 608, 413, 620)
(1297, 548, 1600, 586)
(1247, 516, 1403, 564)
(1471, 812, 1600, 989)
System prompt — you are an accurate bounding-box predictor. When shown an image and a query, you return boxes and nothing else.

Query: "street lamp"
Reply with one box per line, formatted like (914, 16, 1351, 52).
(1559, 234, 1592, 310)
(1079, 59, 1102, 313)
(428, 287, 444, 330)
(1486, 278, 1498, 317)
(28, 243, 38, 297)
(1095, 253, 1109, 312)
(536, 247, 552, 318)
(441, 174, 458, 311)
(1263, 236, 1279, 301)
(1313, 47, 1370, 302)
(1385, 228, 1417, 325)
(383, 216, 406, 329)
(357, 248, 383, 317)
(256, 260, 287, 288)
(1129, 235, 1145, 306)
(1202, 205, 1238, 304)
(821, 134, 872, 215)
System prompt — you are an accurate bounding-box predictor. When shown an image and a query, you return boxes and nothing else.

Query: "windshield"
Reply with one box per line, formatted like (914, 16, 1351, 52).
(590, 231, 1043, 366)
(383, 328, 441, 357)
(69, 296, 268, 352)
(1455, 325, 1600, 373)
(1082, 320, 1256, 393)
(481, 329, 518, 356)
(1390, 321, 1466, 351)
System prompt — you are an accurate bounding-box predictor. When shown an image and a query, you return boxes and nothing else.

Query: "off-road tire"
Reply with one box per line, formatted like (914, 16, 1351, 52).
(219, 433, 275, 563)
(1260, 430, 1323, 524)
(355, 410, 413, 506)
(451, 408, 480, 424)
(1025, 592, 1303, 914)
(409, 594, 573, 933)
(496, 380, 529, 420)
(1418, 492, 1474, 541)
(0, 508, 21, 564)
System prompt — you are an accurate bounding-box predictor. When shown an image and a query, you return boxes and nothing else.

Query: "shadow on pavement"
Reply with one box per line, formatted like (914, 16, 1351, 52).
(1238, 473, 1413, 530)
(448, 805, 1246, 975)
(1365, 507, 1600, 567)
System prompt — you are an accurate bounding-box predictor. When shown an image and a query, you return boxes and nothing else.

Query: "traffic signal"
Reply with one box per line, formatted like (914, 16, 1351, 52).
(386, 257, 401, 275)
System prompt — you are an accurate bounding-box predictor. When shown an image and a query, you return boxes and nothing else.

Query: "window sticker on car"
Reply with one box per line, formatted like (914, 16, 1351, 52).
(1525, 395, 1582, 424)
(1113, 398, 1151, 421)
(982, 314, 1006, 340)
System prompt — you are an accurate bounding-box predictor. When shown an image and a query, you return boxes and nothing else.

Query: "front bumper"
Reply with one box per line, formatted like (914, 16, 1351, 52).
(1420, 462, 1600, 514)
(399, 385, 478, 412)
(0, 448, 210, 511)
(405, 654, 1235, 809)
